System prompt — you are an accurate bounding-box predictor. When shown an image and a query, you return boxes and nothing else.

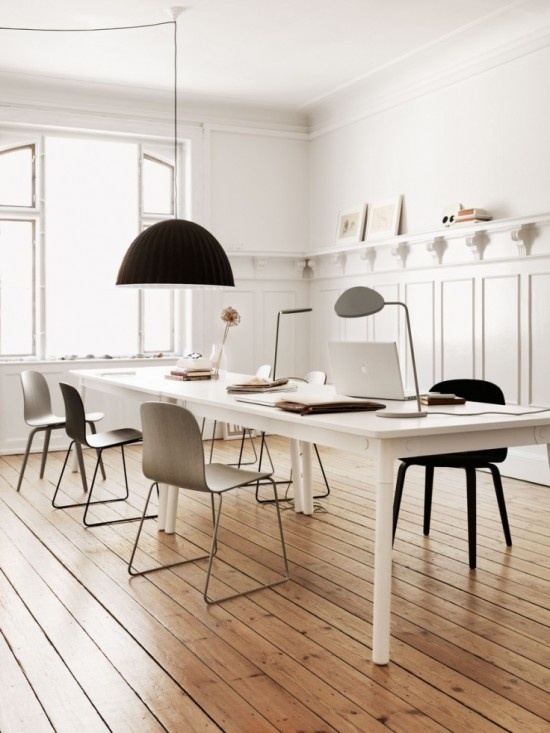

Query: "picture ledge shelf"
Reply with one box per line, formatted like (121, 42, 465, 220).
(225, 212, 550, 265)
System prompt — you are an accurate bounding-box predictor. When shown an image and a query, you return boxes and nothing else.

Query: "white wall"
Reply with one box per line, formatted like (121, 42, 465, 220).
(309, 43, 550, 247)
(306, 41, 550, 485)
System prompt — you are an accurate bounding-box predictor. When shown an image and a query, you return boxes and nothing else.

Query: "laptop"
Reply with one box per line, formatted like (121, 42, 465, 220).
(328, 341, 417, 400)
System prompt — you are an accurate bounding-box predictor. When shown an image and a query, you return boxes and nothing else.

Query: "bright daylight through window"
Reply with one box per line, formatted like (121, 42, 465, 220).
(0, 134, 179, 359)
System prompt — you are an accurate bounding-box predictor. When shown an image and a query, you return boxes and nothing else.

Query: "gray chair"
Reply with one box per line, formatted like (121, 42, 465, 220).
(205, 364, 274, 470)
(129, 401, 289, 604)
(255, 370, 330, 502)
(52, 382, 151, 528)
(17, 370, 104, 493)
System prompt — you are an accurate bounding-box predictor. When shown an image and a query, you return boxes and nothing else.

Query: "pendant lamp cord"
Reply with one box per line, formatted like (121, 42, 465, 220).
(173, 19, 178, 218)
(1, 19, 179, 214)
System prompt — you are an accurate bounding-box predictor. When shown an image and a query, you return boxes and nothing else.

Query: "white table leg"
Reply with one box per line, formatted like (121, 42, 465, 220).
(290, 439, 303, 512)
(164, 485, 179, 534)
(372, 441, 394, 665)
(157, 483, 168, 531)
(300, 441, 314, 515)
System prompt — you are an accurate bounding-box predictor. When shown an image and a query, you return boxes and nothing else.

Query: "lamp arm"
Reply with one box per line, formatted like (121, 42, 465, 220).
(273, 312, 282, 380)
(388, 300, 423, 413)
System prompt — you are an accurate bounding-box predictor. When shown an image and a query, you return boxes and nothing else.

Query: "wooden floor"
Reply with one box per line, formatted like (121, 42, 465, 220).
(1, 435, 549, 732)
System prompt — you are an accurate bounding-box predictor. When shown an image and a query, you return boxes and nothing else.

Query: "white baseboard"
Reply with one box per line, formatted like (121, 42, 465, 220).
(501, 446, 550, 487)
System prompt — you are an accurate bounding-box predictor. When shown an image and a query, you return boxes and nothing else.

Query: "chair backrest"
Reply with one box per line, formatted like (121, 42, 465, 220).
(256, 364, 271, 379)
(431, 379, 505, 405)
(431, 379, 507, 461)
(59, 383, 90, 446)
(140, 402, 209, 492)
(304, 370, 327, 385)
(21, 370, 55, 423)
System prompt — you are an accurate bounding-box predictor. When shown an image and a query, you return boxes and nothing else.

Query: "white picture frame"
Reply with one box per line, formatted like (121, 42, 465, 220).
(336, 204, 367, 244)
(366, 195, 402, 241)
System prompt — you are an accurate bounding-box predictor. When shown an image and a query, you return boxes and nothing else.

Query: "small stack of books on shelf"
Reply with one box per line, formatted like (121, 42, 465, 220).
(452, 207, 492, 226)
(165, 368, 212, 381)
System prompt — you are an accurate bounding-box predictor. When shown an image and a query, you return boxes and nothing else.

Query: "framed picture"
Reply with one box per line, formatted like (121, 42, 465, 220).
(336, 204, 367, 244)
(366, 195, 402, 241)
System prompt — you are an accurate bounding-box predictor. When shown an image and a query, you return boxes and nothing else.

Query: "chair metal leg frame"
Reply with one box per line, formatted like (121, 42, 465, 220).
(204, 477, 290, 604)
(129, 479, 289, 604)
(233, 427, 260, 467)
(255, 435, 330, 503)
(128, 483, 216, 576)
(204, 418, 259, 467)
(254, 432, 292, 503)
(52, 443, 155, 528)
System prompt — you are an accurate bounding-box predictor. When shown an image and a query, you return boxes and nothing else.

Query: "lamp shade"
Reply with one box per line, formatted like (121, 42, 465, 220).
(116, 219, 235, 288)
(334, 286, 384, 317)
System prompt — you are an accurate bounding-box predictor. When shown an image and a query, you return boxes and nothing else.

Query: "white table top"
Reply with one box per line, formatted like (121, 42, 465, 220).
(74, 365, 550, 459)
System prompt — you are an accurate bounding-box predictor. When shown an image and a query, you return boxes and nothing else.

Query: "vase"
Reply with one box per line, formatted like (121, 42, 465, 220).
(210, 343, 228, 380)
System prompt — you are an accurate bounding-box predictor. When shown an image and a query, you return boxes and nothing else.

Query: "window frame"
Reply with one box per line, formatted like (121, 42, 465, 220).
(0, 133, 185, 360)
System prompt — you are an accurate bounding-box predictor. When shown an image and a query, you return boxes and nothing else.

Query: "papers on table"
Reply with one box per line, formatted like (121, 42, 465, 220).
(226, 377, 297, 394)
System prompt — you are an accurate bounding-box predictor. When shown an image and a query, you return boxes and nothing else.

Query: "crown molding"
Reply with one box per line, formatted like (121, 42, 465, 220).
(306, 7, 550, 137)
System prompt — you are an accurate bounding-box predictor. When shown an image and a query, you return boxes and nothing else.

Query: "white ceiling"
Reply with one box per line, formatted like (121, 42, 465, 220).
(0, 0, 548, 111)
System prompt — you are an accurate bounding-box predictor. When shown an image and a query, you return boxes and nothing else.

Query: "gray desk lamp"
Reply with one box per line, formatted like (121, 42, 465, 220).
(334, 286, 427, 418)
(273, 308, 312, 379)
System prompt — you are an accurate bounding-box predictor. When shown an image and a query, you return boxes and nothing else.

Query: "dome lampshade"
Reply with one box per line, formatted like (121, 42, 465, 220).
(116, 219, 235, 288)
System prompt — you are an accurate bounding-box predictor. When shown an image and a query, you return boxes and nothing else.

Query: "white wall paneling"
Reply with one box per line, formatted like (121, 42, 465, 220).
(441, 278, 475, 381)
(482, 275, 520, 404)
(529, 272, 550, 407)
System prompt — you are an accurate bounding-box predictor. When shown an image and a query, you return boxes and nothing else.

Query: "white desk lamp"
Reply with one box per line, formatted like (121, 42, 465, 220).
(334, 286, 427, 418)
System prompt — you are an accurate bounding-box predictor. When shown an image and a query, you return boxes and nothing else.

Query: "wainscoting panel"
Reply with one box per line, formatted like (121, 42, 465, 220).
(441, 278, 475, 380)
(529, 271, 550, 406)
(405, 280, 436, 392)
(482, 274, 520, 403)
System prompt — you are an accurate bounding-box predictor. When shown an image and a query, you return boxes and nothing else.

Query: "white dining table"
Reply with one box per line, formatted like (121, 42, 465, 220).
(73, 365, 550, 665)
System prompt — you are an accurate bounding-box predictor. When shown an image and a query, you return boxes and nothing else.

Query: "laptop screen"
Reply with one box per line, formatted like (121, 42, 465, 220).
(328, 341, 414, 400)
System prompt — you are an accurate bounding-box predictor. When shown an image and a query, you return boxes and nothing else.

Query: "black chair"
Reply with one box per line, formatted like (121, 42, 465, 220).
(52, 382, 154, 527)
(392, 379, 512, 569)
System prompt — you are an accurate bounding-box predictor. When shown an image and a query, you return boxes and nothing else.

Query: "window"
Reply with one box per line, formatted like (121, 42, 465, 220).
(0, 134, 182, 359)
(0, 219, 35, 356)
(139, 151, 176, 355)
(0, 144, 35, 207)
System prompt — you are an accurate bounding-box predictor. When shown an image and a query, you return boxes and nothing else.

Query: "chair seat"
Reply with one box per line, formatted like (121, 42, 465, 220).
(205, 463, 271, 493)
(402, 449, 507, 467)
(87, 427, 142, 450)
(27, 412, 65, 428)
(27, 409, 104, 429)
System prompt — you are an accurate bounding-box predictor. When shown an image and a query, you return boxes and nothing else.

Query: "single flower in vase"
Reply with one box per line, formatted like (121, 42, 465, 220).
(212, 306, 241, 378)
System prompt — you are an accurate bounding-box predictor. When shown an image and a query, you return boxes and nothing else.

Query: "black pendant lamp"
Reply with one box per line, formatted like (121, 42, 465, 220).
(116, 219, 234, 288)
(116, 8, 234, 290)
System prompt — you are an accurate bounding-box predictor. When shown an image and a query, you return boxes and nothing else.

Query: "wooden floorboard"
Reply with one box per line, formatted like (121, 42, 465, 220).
(1, 436, 549, 732)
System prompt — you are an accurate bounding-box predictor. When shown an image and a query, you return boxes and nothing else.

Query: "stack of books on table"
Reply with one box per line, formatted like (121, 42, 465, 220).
(226, 377, 296, 394)
(452, 208, 492, 225)
(165, 368, 212, 381)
